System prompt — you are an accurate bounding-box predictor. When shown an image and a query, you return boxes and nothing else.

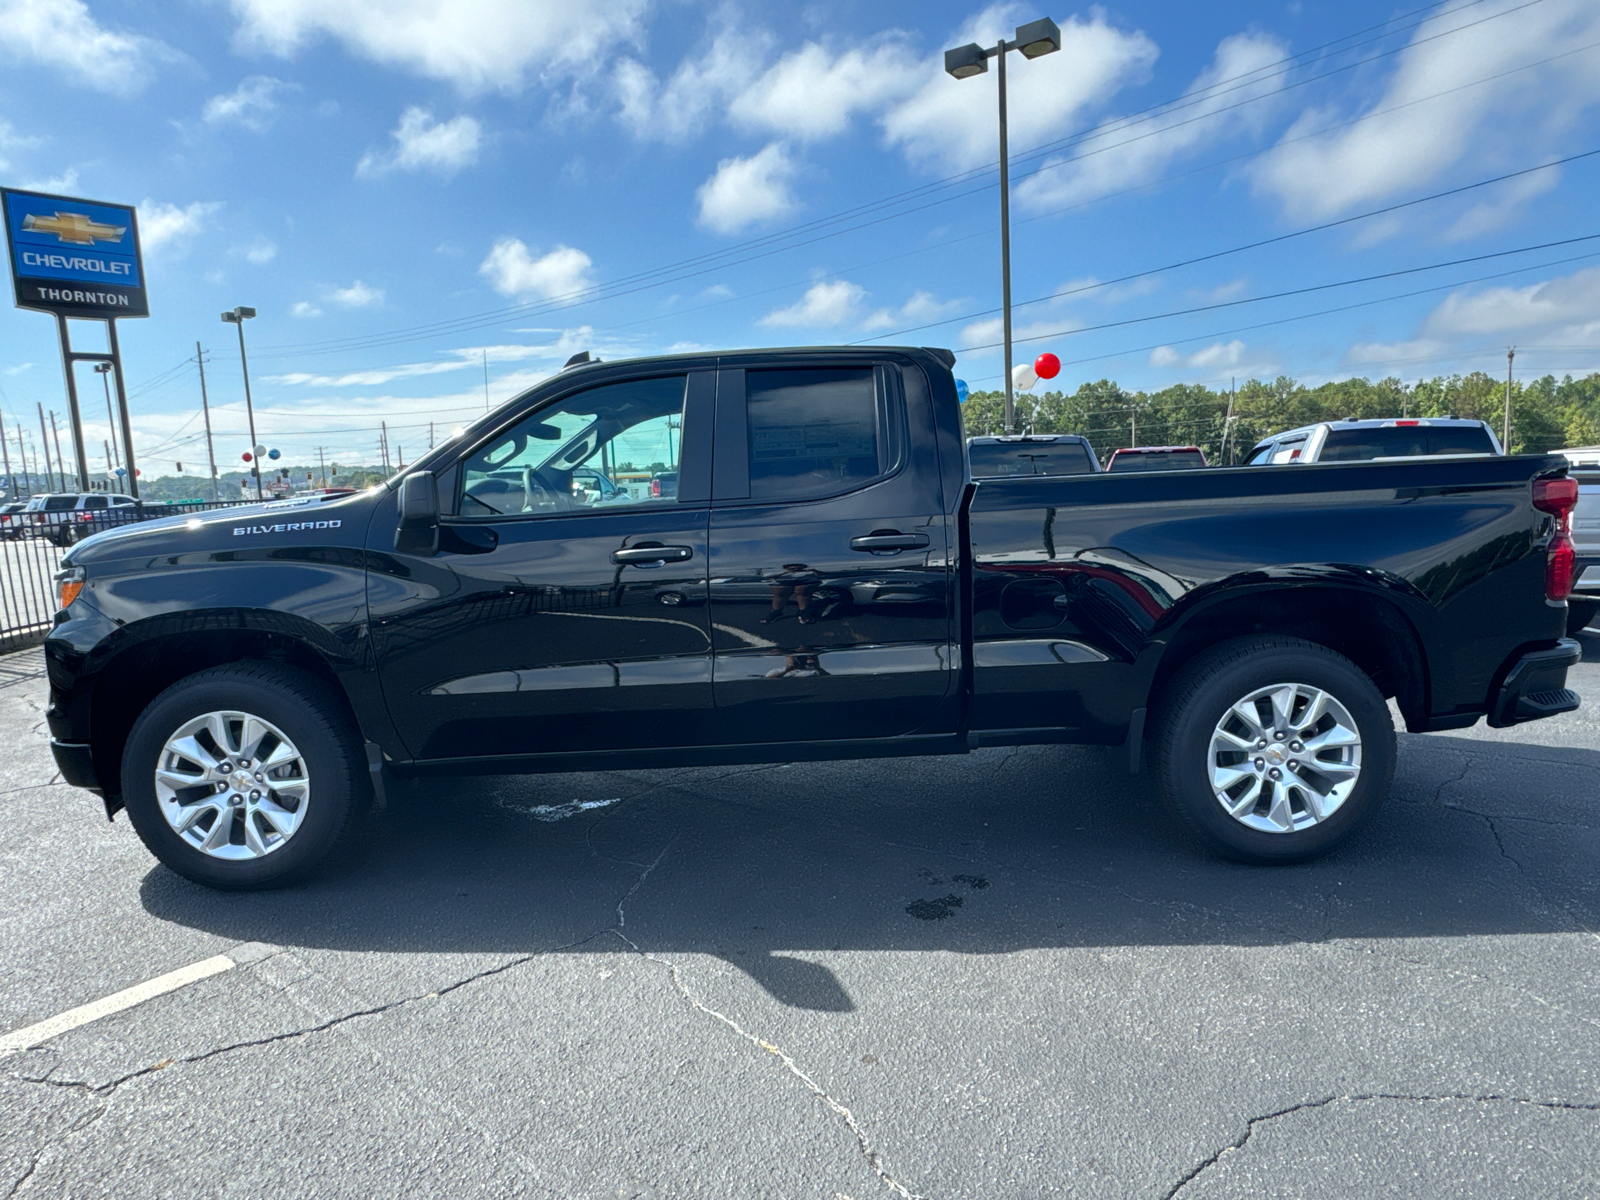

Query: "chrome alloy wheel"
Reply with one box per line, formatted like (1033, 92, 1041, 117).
(154, 711, 310, 859)
(1208, 683, 1362, 834)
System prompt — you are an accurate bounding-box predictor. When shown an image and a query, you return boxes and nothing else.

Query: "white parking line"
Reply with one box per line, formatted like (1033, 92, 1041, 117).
(1, 954, 236, 1056)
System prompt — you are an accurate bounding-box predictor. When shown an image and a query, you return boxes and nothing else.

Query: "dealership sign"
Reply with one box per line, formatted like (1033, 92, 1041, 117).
(2, 188, 148, 318)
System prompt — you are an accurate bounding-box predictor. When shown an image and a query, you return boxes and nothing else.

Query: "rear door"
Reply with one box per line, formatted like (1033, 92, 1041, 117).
(706, 358, 954, 743)
(371, 367, 718, 761)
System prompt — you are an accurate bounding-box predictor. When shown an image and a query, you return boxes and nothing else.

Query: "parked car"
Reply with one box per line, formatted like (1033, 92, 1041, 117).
(1104, 445, 1208, 472)
(25, 493, 138, 545)
(1245, 417, 1501, 465)
(0, 501, 30, 540)
(968, 434, 1100, 477)
(650, 470, 679, 499)
(1561, 445, 1600, 634)
(46, 346, 1579, 890)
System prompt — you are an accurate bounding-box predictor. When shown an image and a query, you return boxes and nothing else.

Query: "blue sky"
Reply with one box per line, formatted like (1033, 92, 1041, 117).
(1, 0, 1598, 477)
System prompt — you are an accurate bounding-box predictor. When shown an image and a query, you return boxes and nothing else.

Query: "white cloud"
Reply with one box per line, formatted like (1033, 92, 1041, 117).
(1345, 338, 1448, 366)
(1151, 340, 1248, 369)
(21, 167, 80, 194)
(330, 280, 384, 308)
(0, 0, 172, 93)
(696, 142, 799, 235)
(229, 0, 648, 93)
(1017, 32, 1286, 213)
(1419, 263, 1600, 341)
(615, 30, 764, 143)
(759, 280, 866, 329)
(732, 39, 922, 142)
(265, 342, 572, 387)
(290, 301, 323, 319)
(861, 290, 963, 332)
(204, 76, 296, 130)
(1442, 169, 1561, 242)
(235, 239, 278, 265)
(1253, 0, 1600, 221)
(0, 119, 39, 172)
(479, 239, 594, 300)
(139, 200, 224, 254)
(882, 6, 1158, 172)
(959, 314, 1086, 355)
(357, 107, 482, 178)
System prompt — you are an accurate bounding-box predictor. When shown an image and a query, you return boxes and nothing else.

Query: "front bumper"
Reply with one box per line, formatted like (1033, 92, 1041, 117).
(1487, 638, 1582, 728)
(50, 740, 102, 793)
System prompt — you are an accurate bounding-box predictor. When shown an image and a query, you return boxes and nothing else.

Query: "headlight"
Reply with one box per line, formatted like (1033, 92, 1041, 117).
(55, 565, 85, 610)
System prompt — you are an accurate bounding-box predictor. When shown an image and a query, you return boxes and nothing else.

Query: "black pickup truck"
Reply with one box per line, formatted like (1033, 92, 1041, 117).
(44, 347, 1582, 889)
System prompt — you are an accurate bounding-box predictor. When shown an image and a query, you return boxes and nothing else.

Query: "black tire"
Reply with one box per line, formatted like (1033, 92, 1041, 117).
(122, 663, 363, 890)
(1151, 636, 1396, 864)
(1567, 599, 1598, 635)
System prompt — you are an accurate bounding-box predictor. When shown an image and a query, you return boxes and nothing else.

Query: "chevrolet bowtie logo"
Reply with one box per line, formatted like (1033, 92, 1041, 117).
(23, 211, 126, 246)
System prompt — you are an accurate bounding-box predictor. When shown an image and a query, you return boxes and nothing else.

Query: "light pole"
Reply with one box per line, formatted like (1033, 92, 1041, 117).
(946, 18, 1061, 436)
(94, 362, 121, 486)
(221, 306, 263, 500)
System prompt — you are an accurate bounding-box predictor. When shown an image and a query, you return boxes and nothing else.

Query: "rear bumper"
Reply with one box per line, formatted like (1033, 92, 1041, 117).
(1487, 639, 1582, 728)
(50, 740, 102, 793)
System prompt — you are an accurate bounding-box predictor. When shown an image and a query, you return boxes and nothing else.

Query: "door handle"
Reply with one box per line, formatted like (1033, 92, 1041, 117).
(849, 531, 930, 552)
(612, 543, 693, 564)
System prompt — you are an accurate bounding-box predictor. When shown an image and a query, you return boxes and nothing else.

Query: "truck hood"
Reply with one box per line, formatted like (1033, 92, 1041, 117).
(63, 490, 381, 566)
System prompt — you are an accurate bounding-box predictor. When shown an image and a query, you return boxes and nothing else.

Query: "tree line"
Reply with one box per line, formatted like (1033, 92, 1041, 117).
(961, 370, 1600, 462)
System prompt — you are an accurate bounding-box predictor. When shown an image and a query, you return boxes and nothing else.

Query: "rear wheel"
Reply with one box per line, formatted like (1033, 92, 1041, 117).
(1152, 636, 1396, 863)
(122, 663, 363, 889)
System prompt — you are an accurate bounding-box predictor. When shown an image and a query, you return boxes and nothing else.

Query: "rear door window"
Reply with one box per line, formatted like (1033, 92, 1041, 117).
(745, 367, 892, 501)
(1320, 428, 1426, 460)
(44, 496, 77, 511)
(969, 441, 1096, 477)
(1270, 438, 1307, 464)
(1427, 426, 1496, 455)
(85, 496, 108, 510)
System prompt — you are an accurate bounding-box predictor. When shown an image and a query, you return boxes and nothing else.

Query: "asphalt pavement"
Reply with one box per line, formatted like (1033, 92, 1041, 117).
(2, 634, 1598, 1198)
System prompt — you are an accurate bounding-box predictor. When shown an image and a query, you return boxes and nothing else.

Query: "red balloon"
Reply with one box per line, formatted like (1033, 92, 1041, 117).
(1034, 352, 1061, 380)
(242, 452, 253, 462)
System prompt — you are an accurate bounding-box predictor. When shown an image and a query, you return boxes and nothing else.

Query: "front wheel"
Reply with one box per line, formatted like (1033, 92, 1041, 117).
(1152, 636, 1396, 864)
(122, 663, 363, 889)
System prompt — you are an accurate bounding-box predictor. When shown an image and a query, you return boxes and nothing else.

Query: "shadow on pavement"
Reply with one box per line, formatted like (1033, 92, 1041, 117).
(138, 730, 1600, 1011)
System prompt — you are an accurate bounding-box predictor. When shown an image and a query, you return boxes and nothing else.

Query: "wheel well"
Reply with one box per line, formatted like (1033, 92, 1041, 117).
(90, 631, 355, 797)
(1150, 588, 1428, 727)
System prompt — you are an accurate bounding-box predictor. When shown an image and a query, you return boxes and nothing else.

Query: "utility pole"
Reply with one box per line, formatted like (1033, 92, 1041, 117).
(103, 440, 113, 482)
(194, 343, 220, 501)
(0, 407, 10, 497)
(317, 446, 327, 488)
(17, 424, 30, 493)
(37, 403, 56, 492)
(429, 421, 435, 450)
(50, 411, 68, 490)
(1504, 347, 1515, 452)
(380, 421, 390, 472)
(483, 349, 490, 412)
(1222, 378, 1236, 464)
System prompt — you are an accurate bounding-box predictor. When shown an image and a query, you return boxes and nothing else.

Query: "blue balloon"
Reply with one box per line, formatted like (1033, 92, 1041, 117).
(114, 467, 126, 476)
(955, 378, 970, 403)
(267, 448, 281, 460)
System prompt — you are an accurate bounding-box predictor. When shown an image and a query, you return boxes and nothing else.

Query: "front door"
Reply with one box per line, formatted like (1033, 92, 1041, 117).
(706, 361, 954, 743)
(372, 369, 716, 761)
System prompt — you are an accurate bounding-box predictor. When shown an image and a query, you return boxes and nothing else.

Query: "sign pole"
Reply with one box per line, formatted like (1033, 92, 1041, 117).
(53, 315, 91, 491)
(106, 319, 138, 499)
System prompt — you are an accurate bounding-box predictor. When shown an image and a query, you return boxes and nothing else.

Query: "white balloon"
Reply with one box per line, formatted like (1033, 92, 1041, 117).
(1012, 363, 1039, 391)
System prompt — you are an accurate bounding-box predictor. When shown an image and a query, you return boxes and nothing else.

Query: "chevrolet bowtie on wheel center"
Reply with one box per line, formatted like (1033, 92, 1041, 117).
(44, 346, 1580, 888)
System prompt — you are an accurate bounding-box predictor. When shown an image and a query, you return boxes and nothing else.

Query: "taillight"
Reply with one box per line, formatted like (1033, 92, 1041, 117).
(651, 478, 661, 497)
(1534, 476, 1580, 601)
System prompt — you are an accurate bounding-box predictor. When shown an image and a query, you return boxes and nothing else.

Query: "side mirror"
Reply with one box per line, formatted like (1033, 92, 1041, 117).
(395, 472, 439, 554)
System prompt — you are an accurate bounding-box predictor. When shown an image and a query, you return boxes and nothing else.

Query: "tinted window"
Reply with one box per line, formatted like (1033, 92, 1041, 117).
(746, 368, 883, 501)
(44, 496, 77, 511)
(85, 496, 108, 509)
(1319, 426, 1492, 462)
(1107, 450, 1207, 472)
(460, 375, 687, 517)
(969, 441, 1096, 477)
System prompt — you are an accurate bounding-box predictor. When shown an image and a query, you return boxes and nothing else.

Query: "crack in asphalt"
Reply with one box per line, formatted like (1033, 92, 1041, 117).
(1164, 1091, 1600, 1198)
(609, 842, 924, 1200)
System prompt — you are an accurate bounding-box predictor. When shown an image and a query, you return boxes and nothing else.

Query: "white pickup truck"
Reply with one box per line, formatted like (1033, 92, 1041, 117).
(1562, 446, 1600, 633)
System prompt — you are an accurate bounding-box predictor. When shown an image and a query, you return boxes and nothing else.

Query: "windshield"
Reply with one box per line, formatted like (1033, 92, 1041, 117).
(1107, 450, 1206, 472)
(1320, 425, 1495, 461)
(968, 441, 1096, 477)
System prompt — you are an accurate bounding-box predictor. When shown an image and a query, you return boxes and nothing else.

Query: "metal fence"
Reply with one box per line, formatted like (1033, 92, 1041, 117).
(0, 500, 253, 651)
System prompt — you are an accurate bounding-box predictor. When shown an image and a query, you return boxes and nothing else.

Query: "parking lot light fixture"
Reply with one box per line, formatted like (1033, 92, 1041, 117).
(221, 307, 263, 500)
(945, 17, 1062, 436)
